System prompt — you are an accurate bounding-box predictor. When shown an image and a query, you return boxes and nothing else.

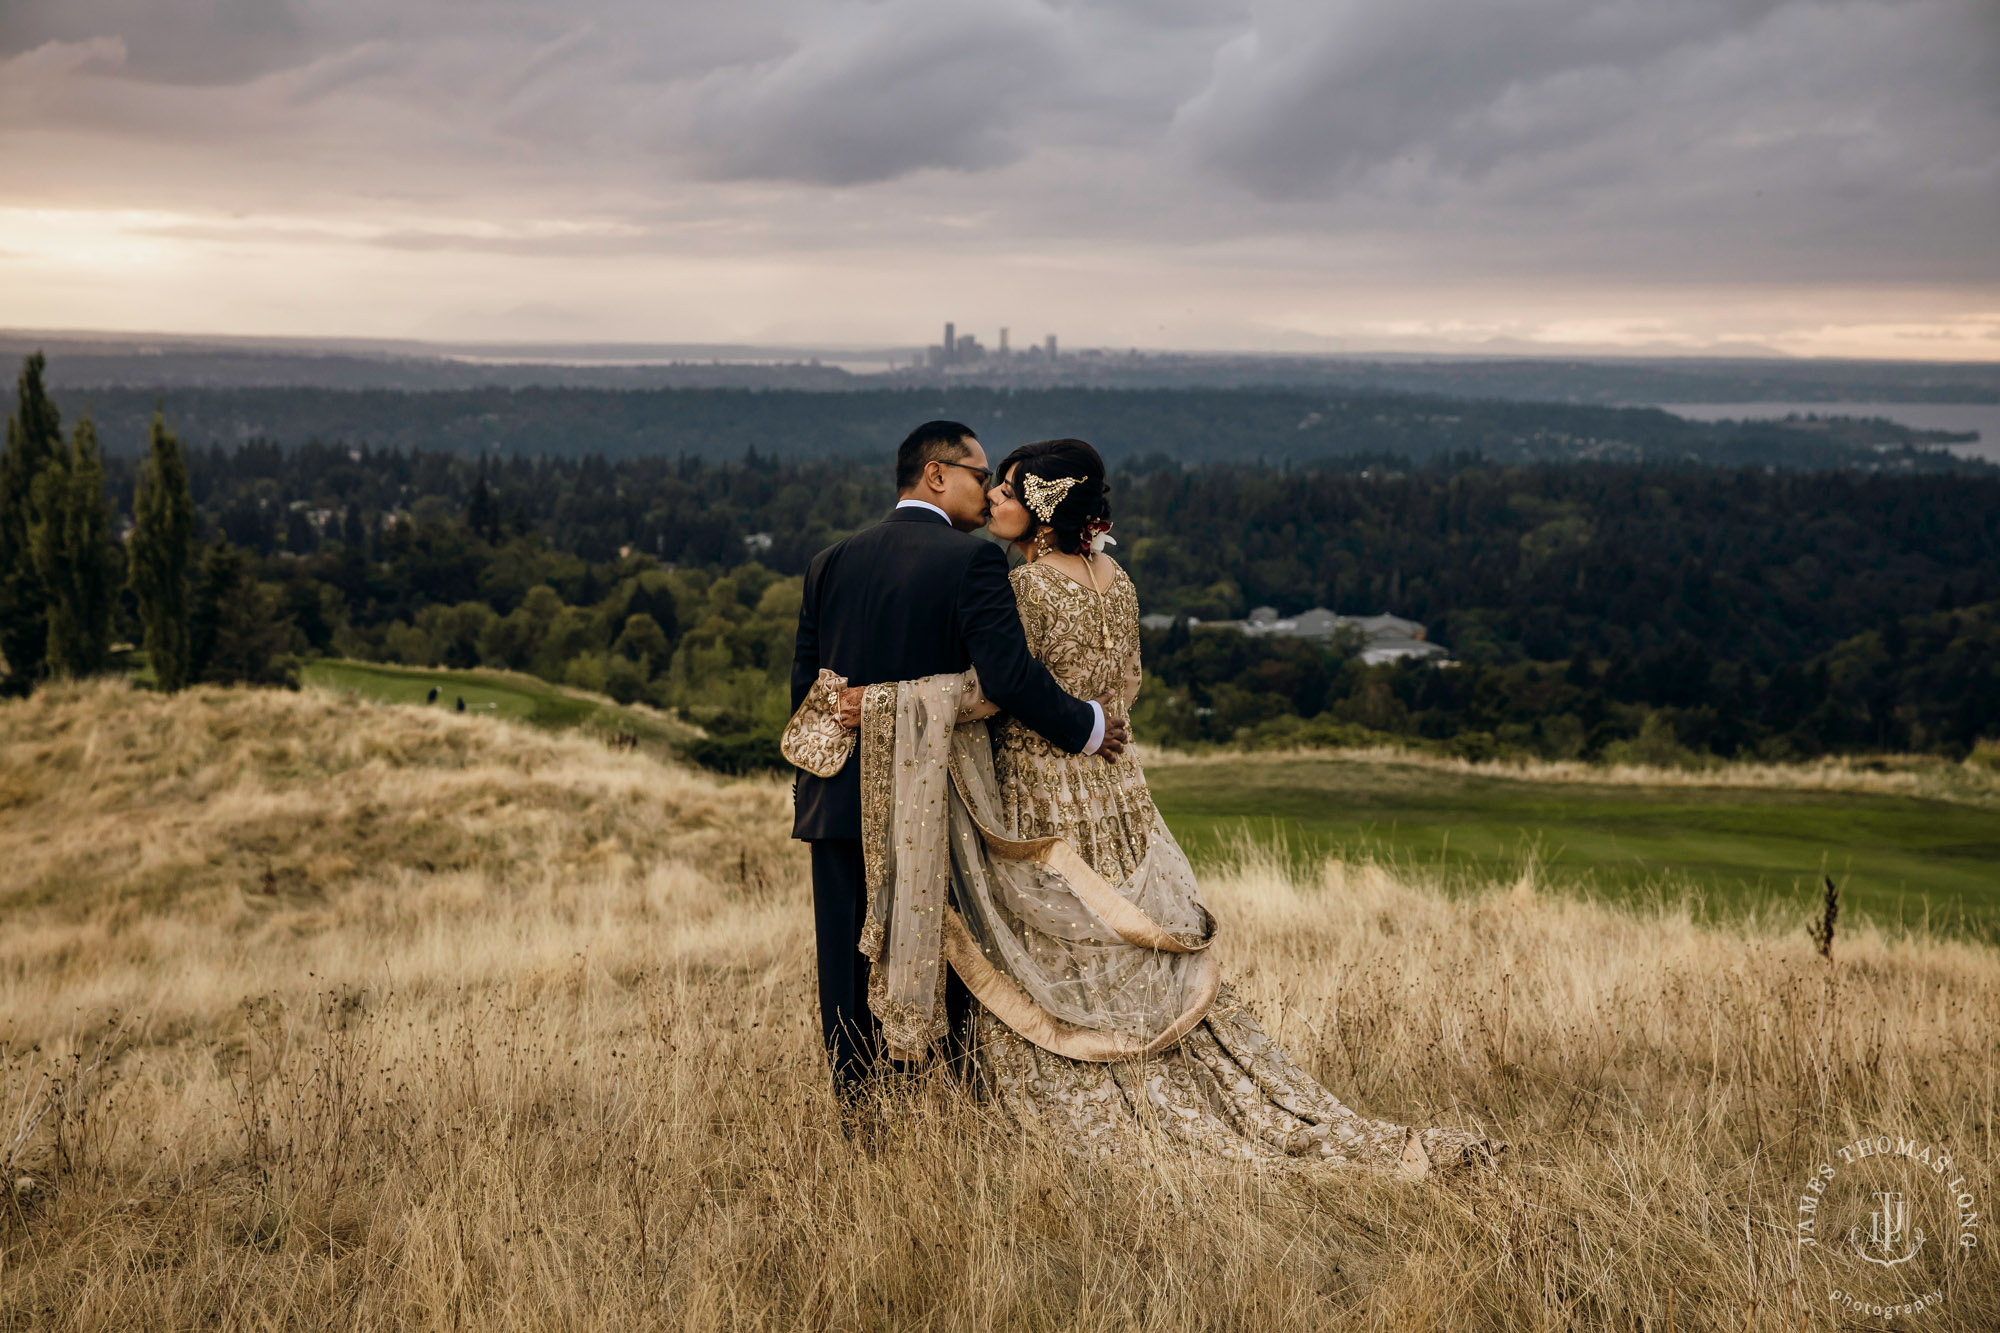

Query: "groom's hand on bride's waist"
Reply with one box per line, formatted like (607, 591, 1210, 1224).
(1093, 694, 1130, 762)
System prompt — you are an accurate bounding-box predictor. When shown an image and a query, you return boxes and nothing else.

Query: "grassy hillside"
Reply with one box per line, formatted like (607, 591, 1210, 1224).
(301, 658, 702, 752)
(2, 680, 1997, 1330)
(1146, 751, 2000, 944)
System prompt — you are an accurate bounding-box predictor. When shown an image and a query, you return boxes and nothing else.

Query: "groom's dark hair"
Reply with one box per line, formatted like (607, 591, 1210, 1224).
(896, 420, 977, 492)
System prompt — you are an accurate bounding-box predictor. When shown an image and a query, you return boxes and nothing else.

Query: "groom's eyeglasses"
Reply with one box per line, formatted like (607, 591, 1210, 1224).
(936, 460, 992, 486)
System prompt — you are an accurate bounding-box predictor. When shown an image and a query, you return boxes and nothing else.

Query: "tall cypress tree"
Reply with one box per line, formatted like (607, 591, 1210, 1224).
(0, 353, 63, 692)
(30, 416, 117, 677)
(129, 409, 196, 691)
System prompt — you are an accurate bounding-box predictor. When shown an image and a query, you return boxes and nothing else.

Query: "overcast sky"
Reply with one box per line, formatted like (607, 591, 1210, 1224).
(2, 0, 1995, 358)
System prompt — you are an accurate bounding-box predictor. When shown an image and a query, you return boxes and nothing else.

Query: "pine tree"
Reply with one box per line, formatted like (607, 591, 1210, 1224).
(188, 539, 292, 686)
(187, 540, 237, 684)
(624, 574, 680, 648)
(129, 409, 196, 691)
(29, 416, 117, 676)
(467, 467, 499, 542)
(0, 353, 63, 692)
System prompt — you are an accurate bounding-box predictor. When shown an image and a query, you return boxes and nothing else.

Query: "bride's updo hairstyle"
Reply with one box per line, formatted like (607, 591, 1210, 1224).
(994, 438, 1109, 556)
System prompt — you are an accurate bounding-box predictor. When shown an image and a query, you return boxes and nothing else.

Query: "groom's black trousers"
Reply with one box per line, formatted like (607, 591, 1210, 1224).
(809, 838, 969, 1096)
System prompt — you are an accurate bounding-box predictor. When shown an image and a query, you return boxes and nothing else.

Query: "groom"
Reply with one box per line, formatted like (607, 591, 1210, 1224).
(791, 420, 1128, 1097)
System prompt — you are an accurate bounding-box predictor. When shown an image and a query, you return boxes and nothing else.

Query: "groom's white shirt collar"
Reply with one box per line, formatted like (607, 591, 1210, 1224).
(890, 496, 1106, 756)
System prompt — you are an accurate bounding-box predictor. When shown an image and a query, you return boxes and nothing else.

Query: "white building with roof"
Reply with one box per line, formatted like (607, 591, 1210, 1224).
(1145, 605, 1449, 665)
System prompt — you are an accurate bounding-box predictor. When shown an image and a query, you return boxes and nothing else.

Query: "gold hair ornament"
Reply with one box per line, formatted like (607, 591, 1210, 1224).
(1023, 474, 1083, 522)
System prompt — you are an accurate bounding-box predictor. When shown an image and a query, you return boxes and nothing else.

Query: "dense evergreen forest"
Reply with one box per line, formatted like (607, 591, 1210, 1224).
(56, 384, 1977, 469)
(60, 434, 2000, 766)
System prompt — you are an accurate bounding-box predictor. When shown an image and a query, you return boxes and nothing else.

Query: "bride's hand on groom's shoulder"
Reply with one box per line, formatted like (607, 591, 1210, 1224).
(1094, 694, 1130, 761)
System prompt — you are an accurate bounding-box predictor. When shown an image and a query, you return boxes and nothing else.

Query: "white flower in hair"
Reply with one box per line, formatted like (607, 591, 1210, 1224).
(1088, 527, 1117, 554)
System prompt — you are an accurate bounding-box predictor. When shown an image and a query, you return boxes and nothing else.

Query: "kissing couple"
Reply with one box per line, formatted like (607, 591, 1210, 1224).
(787, 421, 1502, 1173)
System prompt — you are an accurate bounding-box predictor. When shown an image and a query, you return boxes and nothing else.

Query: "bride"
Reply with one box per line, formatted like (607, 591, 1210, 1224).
(815, 438, 1502, 1176)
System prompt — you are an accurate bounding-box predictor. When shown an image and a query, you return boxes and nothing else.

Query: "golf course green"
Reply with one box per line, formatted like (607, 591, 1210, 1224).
(301, 659, 698, 747)
(1145, 754, 2000, 943)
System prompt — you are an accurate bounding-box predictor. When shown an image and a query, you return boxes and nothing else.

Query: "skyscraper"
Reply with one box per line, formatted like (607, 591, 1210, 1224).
(944, 322, 956, 366)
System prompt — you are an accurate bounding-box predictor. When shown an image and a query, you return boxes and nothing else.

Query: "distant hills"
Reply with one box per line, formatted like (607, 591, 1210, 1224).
(5, 331, 1991, 470)
(5, 329, 1997, 403)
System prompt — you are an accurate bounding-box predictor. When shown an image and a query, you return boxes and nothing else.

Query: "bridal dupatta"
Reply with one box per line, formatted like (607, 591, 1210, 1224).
(856, 671, 1220, 1063)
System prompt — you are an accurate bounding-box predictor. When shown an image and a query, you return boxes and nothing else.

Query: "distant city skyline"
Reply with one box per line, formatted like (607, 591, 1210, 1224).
(1, 2, 1995, 360)
(926, 321, 1061, 368)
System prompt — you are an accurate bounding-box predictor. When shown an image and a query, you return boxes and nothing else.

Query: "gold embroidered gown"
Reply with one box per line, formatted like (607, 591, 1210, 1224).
(975, 558, 1500, 1172)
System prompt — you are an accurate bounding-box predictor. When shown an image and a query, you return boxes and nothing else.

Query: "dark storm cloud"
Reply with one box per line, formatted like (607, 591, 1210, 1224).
(1170, 0, 1788, 194)
(0, 0, 309, 86)
(688, 0, 1071, 185)
(1169, 0, 1999, 206)
(1150, 0, 2000, 282)
(0, 0, 1993, 292)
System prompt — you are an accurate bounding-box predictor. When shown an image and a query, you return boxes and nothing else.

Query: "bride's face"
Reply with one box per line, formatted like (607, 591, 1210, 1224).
(985, 466, 1036, 543)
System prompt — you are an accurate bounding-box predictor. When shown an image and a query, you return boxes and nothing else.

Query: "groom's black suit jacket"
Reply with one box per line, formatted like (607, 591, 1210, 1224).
(790, 505, 1096, 841)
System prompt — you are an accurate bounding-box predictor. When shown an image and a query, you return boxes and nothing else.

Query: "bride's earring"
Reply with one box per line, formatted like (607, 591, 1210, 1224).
(1032, 528, 1054, 559)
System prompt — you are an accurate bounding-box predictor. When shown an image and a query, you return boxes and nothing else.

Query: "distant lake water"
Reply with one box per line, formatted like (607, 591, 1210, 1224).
(1653, 401, 1999, 464)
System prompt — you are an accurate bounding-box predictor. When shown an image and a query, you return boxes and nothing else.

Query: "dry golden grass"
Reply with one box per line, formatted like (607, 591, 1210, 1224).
(3, 678, 1996, 1330)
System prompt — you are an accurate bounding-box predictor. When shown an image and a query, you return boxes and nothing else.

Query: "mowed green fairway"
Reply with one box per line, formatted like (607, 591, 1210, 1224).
(301, 660, 696, 747)
(1147, 756, 2000, 943)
